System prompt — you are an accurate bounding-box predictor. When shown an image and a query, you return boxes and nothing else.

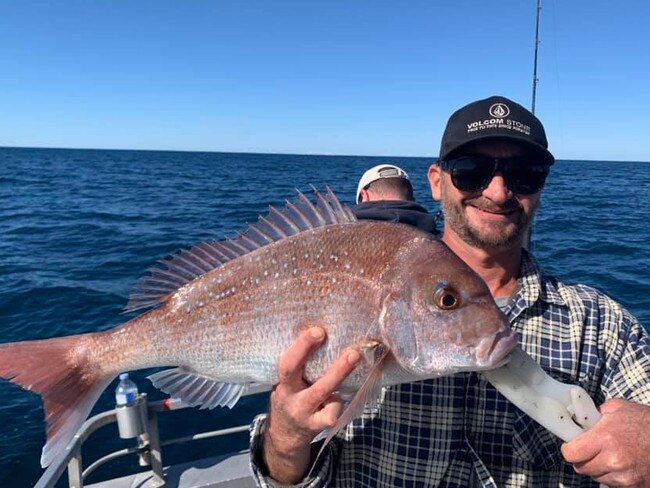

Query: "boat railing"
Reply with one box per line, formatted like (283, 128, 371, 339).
(34, 385, 271, 488)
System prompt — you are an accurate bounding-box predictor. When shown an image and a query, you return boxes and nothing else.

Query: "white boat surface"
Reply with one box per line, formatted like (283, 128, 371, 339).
(35, 387, 269, 488)
(85, 451, 254, 488)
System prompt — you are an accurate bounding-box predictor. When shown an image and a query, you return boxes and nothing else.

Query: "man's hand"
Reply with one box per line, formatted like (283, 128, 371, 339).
(561, 398, 650, 487)
(262, 327, 361, 484)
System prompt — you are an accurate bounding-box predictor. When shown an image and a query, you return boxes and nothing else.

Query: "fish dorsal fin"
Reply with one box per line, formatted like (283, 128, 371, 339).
(148, 368, 249, 409)
(125, 187, 355, 313)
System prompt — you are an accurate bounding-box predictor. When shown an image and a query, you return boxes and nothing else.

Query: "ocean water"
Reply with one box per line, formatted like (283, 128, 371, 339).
(0, 147, 648, 487)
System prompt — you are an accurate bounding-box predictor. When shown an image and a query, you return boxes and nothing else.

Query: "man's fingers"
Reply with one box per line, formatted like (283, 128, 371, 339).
(303, 349, 361, 410)
(561, 431, 602, 464)
(598, 397, 626, 415)
(571, 459, 609, 480)
(311, 397, 345, 429)
(277, 327, 326, 388)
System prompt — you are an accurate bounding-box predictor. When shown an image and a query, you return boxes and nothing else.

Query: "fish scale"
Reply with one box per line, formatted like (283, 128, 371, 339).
(0, 188, 517, 468)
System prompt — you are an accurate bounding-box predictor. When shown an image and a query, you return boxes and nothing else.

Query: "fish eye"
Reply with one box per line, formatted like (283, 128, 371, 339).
(433, 286, 460, 310)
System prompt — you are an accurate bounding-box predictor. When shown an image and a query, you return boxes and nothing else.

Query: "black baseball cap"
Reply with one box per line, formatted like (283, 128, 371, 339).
(439, 95, 555, 165)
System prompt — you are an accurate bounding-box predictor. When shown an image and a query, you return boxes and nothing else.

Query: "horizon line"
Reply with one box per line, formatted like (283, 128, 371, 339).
(1, 145, 648, 164)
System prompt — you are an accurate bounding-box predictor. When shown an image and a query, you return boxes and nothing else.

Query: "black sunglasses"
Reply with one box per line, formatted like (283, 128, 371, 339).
(439, 155, 551, 195)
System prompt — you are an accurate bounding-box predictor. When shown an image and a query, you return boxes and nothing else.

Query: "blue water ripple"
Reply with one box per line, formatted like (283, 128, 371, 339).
(0, 148, 648, 486)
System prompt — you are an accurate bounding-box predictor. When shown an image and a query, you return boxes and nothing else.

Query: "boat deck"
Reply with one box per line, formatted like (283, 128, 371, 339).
(34, 391, 269, 488)
(86, 451, 254, 488)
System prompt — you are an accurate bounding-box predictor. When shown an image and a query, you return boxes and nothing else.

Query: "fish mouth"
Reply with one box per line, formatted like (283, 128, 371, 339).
(474, 328, 518, 368)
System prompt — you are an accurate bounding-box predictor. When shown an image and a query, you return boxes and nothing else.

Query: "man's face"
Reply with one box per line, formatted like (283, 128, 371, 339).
(429, 141, 543, 251)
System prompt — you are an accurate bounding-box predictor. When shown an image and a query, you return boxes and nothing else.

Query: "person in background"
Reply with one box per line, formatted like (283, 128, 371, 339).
(250, 96, 650, 487)
(355, 163, 413, 203)
(352, 163, 439, 234)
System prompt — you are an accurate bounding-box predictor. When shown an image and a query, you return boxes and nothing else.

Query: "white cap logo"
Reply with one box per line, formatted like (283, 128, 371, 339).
(489, 103, 510, 118)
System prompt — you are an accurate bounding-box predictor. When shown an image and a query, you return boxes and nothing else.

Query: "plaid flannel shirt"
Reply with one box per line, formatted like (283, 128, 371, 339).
(249, 251, 650, 487)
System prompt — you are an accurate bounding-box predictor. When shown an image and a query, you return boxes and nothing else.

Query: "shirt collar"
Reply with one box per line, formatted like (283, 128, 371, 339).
(509, 250, 567, 318)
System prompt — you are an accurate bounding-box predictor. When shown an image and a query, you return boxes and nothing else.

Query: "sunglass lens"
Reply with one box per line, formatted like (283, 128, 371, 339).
(450, 157, 495, 192)
(505, 163, 549, 194)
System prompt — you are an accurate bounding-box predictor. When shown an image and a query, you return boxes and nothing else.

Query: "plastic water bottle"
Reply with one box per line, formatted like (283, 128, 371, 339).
(115, 372, 139, 406)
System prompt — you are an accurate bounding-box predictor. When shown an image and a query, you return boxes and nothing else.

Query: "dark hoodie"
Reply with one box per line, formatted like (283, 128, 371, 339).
(352, 201, 440, 235)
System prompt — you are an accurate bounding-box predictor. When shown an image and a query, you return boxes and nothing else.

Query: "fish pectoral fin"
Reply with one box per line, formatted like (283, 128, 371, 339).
(338, 342, 390, 421)
(307, 342, 390, 478)
(148, 368, 248, 409)
(359, 340, 387, 372)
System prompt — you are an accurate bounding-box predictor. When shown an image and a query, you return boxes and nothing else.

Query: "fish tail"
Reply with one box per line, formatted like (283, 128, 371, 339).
(0, 334, 114, 468)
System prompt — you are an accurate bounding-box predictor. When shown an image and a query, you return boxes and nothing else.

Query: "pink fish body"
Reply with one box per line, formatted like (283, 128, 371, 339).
(0, 188, 516, 468)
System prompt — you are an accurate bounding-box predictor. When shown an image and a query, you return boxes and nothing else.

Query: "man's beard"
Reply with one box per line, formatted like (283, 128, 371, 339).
(441, 183, 538, 251)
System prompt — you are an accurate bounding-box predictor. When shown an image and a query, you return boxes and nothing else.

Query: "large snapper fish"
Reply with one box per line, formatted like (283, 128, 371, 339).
(0, 188, 516, 468)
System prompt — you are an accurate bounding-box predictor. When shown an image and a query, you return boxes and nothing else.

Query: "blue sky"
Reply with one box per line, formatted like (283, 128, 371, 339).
(1, 1, 648, 161)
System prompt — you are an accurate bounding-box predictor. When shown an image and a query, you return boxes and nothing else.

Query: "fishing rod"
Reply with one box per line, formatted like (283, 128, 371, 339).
(531, 0, 541, 114)
(525, 0, 542, 251)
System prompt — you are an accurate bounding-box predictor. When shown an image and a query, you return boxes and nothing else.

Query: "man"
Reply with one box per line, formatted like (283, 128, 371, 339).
(250, 96, 650, 487)
(355, 163, 414, 203)
(353, 163, 439, 234)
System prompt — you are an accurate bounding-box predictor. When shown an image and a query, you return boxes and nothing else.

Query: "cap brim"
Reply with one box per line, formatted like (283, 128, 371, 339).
(441, 134, 555, 165)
